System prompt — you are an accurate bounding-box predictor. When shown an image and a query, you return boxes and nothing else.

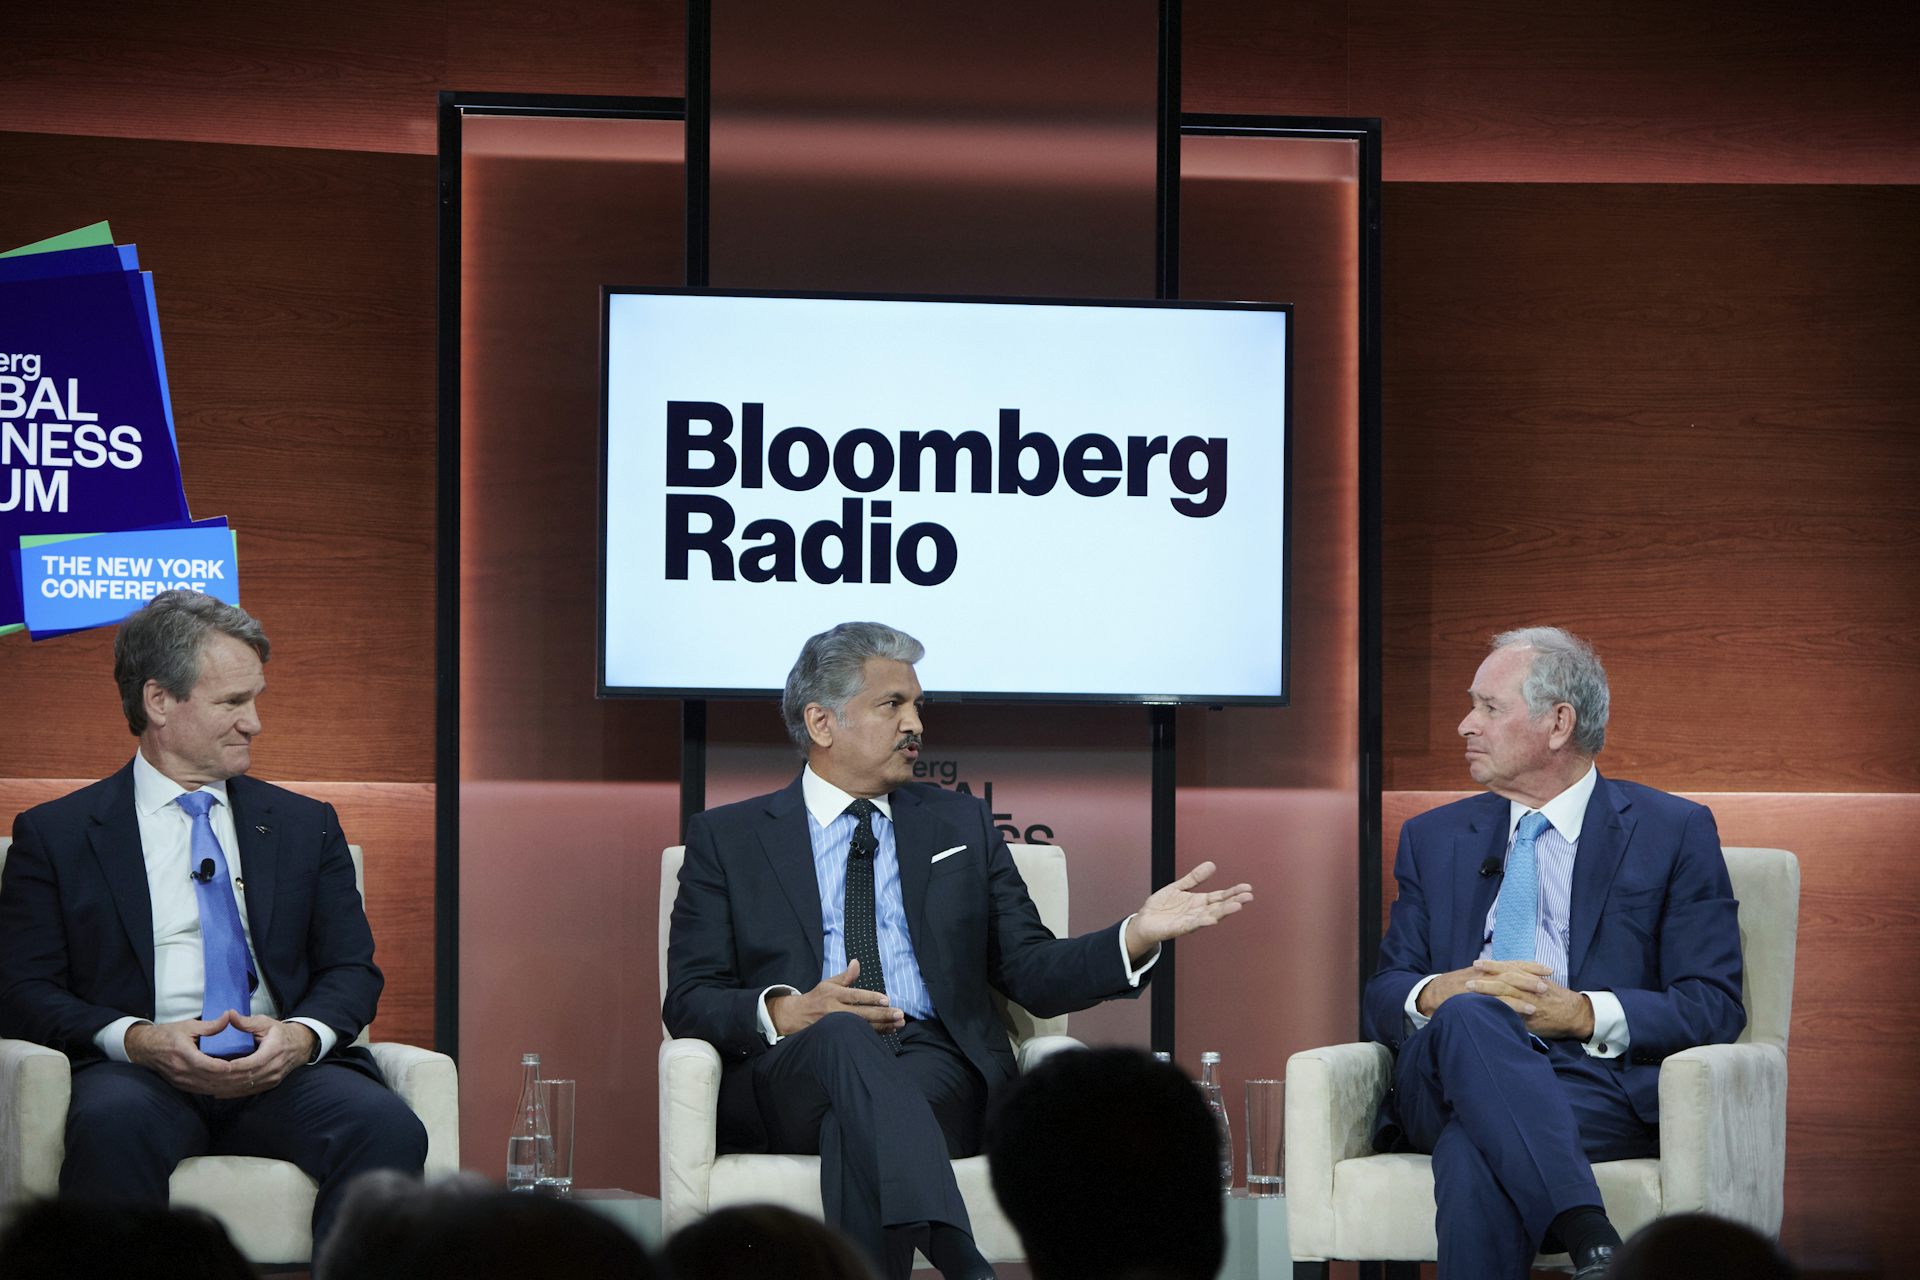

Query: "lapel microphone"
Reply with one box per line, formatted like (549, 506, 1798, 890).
(191, 858, 216, 884)
(1479, 856, 1502, 879)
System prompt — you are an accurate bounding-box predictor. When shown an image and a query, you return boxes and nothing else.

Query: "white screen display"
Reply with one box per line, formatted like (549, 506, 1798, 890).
(600, 289, 1289, 703)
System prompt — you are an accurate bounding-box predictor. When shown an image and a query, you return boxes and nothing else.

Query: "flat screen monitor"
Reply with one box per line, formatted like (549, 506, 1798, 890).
(599, 288, 1290, 704)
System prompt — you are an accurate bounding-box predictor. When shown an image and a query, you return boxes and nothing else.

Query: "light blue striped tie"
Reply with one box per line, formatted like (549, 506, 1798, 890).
(1491, 810, 1551, 962)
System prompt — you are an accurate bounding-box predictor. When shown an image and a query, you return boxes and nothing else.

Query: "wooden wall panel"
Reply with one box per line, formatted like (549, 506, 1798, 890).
(0, 779, 433, 1050)
(1185, 0, 1920, 183)
(1384, 790, 1920, 1272)
(458, 117, 686, 783)
(1381, 184, 1920, 795)
(0, 132, 438, 785)
(0, 1, 685, 156)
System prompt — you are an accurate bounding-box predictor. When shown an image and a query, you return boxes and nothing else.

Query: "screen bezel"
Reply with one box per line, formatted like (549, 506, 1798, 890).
(596, 284, 1293, 706)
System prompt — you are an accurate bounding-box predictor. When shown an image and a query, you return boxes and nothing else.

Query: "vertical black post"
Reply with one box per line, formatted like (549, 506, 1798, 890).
(681, 699, 708, 839)
(685, 0, 711, 290)
(680, 0, 713, 837)
(1356, 121, 1385, 1019)
(433, 93, 463, 1061)
(1155, 0, 1181, 301)
(1149, 704, 1177, 1058)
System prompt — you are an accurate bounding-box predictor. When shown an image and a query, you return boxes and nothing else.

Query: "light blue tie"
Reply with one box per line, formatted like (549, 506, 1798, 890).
(175, 790, 257, 1059)
(1490, 810, 1551, 962)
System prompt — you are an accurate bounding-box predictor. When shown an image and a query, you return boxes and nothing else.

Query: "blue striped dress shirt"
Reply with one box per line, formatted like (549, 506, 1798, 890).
(802, 768, 936, 1020)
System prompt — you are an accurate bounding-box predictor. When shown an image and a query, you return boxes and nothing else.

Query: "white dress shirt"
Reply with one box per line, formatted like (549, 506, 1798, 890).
(755, 766, 1158, 1044)
(92, 751, 336, 1064)
(1403, 764, 1630, 1058)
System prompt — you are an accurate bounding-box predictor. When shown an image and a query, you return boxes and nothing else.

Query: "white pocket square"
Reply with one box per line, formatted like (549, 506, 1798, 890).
(931, 845, 967, 864)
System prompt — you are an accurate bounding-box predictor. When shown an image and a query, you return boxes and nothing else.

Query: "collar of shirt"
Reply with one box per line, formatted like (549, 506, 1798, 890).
(132, 748, 233, 817)
(1506, 761, 1598, 844)
(802, 764, 894, 828)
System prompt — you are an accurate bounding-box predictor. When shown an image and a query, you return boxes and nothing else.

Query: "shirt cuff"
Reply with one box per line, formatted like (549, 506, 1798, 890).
(1581, 991, 1629, 1058)
(1404, 974, 1440, 1032)
(95, 1016, 144, 1063)
(1117, 915, 1161, 986)
(288, 1017, 337, 1063)
(756, 986, 801, 1045)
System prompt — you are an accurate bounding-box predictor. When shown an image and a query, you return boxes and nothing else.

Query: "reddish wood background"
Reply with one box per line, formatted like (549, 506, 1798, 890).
(2, 3, 1915, 1272)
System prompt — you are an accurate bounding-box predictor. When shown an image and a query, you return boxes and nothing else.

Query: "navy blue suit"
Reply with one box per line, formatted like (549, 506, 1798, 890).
(1362, 774, 1744, 1278)
(0, 763, 425, 1246)
(665, 775, 1146, 1270)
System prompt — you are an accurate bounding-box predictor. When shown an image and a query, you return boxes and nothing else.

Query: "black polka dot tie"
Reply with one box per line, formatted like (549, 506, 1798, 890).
(843, 799, 901, 1052)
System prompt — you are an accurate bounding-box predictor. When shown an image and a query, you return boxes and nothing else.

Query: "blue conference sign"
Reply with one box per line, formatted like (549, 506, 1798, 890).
(2, 232, 207, 636)
(19, 524, 240, 637)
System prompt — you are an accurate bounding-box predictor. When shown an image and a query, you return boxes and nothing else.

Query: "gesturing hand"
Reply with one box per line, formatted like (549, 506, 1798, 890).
(767, 960, 906, 1039)
(1124, 861, 1254, 962)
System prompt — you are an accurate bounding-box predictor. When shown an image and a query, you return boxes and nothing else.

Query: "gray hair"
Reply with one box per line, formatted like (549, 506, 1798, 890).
(1491, 626, 1609, 756)
(114, 590, 270, 736)
(780, 622, 925, 752)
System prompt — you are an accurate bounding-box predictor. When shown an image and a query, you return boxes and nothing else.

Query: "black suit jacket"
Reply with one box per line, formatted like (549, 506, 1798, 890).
(0, 762, 384, 1077)
(664, 775, 1145, 1120)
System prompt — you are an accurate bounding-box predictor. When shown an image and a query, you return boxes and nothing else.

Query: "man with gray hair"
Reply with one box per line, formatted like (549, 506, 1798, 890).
(665, 621, 1253, 1280)
(0, 590, 426, 1250)
(1362, 627, 1745, 1279)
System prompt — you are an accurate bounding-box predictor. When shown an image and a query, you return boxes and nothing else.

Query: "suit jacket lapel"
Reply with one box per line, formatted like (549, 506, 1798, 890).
(1568, 772, 1632, 980)
(229, 777, 278, 952)
(889, 786, 935, 963)
(1451, 793, 1509, 970)
(86, 763, 157, 999)
(761, 776, 825, 974)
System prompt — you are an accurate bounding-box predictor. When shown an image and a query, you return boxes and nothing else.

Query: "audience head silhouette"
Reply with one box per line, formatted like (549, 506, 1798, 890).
(0, 1198, 256, 1279)
(314, 1172, 658, 1280)
(664, 1202, 876, 1279)
(987, 1047, 1224, 1280)
(1610, 1212, 1797, 1280)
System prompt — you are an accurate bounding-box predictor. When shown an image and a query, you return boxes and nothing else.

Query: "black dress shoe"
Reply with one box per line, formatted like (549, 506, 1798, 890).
(1572, 1242, 1616, 1278)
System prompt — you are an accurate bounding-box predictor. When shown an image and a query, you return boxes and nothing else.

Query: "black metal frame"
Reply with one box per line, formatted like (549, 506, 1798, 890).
(1178, 111, 1386, 1018)
(436, 92, 1381, 1072)
(435, 90, 688, 1060)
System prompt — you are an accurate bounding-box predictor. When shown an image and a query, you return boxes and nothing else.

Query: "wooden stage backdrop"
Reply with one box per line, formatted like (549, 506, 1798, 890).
(2, 2, 1915, 1273)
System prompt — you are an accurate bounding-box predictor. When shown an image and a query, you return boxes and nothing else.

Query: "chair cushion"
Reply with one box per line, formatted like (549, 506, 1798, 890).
(1328, 1153, 1663, 1262)
(708, 1153, 1024, 1263)
(170, 1155, 316, 1265)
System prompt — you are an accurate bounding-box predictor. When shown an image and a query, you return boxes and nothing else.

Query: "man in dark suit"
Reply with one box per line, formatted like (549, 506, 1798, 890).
(1363, 627, 1745, 1280)
(0, 590, 425, 1248)
(664, 621, 1253, 1280)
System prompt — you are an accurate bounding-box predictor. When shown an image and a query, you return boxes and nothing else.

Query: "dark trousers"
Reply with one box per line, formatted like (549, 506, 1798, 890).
(62, 1058, 428, 1252)
(1391, 995, 1656, 1280)
(728, 1011, 987, 1280)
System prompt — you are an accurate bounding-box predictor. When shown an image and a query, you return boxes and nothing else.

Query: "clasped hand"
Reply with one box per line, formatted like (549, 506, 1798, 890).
(1419, 959, 1595, 1040)
(767, 960, 906, 1039)
(125, 1011, 317, 1097)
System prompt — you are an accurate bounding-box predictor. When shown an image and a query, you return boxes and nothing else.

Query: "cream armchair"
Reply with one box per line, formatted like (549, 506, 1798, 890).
(1286, 845, 1799, 1276)
(656, 841, 1082, 1262)
(0, 837, 460, 1266)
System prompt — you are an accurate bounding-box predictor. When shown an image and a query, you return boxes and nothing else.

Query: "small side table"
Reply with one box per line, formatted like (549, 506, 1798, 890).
(575, 1189, 665, 1247)
(1221, 1189, 1291, 1279)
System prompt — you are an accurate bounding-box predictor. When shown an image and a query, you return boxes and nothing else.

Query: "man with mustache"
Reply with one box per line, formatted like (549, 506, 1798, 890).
(664, 621, 1252, 1280)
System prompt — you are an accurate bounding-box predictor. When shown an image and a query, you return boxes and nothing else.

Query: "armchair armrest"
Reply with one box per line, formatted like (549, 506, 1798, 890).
(659, 1037, 724, 1233)
(1286, 1042, 1392, 1258)
(1656, 1041, 1788, 1233)
(1015, 1035, 1083, 1073)
(365, 1042, 460, 1179)
(0, 1038, 68, 1205)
